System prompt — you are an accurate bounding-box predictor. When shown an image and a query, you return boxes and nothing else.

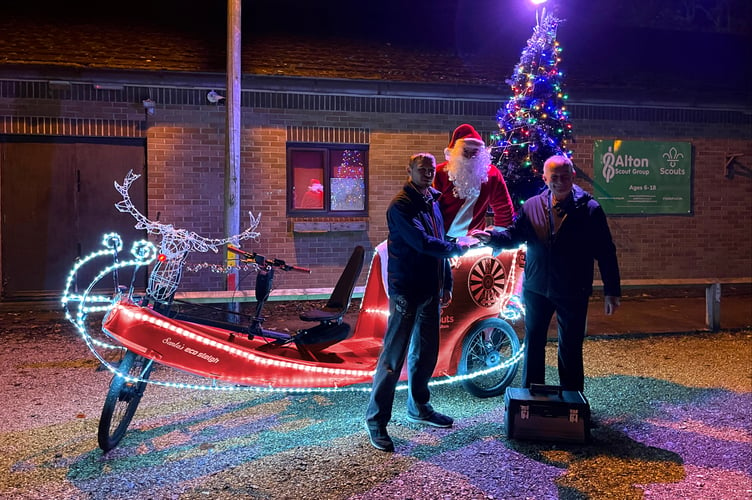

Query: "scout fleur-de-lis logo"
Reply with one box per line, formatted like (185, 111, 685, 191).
(467, 256, 506, 308)
(662, 147, 684, 168)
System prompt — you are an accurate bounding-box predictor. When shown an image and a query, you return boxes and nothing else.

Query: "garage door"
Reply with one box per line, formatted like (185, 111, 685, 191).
(1, 136, 147, 300)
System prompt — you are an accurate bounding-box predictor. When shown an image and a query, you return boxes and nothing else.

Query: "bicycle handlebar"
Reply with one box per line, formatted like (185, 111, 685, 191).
(227, 246, 311, 273)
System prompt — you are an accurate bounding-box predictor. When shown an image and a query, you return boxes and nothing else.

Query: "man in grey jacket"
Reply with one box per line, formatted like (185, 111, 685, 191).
(475, 155, 621, 393)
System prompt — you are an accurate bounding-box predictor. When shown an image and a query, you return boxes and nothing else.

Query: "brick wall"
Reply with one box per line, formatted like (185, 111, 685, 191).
(1, 80, 750, 296)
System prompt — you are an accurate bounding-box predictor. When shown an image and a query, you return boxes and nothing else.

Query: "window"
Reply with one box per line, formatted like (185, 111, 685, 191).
(287, 143, 368, 216)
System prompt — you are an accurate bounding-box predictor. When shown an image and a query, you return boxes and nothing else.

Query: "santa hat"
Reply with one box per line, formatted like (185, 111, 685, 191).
(447, 124, 484, 149)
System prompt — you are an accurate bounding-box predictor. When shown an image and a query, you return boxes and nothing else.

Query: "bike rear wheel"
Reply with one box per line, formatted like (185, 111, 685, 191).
(458, 317, 521, 398)
(98, 350, 153, 451)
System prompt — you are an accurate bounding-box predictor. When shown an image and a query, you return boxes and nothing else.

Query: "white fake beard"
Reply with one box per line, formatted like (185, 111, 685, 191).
(445, 148, 491, 199)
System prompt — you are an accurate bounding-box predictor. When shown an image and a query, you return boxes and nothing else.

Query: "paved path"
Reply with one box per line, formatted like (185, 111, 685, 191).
(0, 310, 749, 499)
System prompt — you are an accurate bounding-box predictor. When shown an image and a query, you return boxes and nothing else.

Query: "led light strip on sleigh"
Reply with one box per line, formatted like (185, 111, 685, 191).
(63, 233, 524, 394)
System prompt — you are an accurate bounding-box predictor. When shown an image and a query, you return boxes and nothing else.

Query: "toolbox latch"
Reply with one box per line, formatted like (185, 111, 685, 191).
(569, 409, 579, 423)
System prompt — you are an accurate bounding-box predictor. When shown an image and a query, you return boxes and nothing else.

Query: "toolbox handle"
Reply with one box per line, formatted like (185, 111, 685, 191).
(529, 384, 564, 398)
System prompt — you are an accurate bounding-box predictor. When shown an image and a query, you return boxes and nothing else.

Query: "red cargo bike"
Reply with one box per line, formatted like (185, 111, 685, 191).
(62, 172, 525, 451)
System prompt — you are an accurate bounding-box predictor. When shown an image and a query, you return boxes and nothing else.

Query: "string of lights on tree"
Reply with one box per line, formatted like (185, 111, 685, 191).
(491, 10, 575, 207)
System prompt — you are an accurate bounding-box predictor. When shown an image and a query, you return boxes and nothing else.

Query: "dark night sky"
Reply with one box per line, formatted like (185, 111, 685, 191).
(10, 0, 749, 42)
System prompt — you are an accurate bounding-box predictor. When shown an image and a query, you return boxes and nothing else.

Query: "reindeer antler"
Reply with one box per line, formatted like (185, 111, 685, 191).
(115, 170, 261, 259)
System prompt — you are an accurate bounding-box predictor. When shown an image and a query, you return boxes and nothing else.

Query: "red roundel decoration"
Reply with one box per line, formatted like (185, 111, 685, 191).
(467, 256, 506, 308)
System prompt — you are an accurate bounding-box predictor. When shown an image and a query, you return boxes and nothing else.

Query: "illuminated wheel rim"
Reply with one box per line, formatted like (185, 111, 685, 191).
(467, 256, 506, 308)
(459, 317, 521, 398)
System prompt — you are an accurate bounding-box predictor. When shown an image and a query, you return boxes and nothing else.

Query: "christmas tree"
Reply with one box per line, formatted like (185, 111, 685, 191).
(491, 11, 575, 207)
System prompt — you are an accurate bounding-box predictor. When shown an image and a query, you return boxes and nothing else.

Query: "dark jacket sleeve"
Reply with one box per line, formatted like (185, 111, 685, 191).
(487, 211, 530, 249)
(487, 191, 620, 299)
(388, 199, 463, 259)
(387, 193, 461, 299)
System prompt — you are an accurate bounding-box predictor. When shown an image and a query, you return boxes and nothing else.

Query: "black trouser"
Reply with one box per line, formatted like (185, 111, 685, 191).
(366, 293, 440, 428)
(522, 289, 589, 392)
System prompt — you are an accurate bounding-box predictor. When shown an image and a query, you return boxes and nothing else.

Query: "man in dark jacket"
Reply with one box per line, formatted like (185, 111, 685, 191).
(476, 155, 621, 393)
(366, 152, 478, 452)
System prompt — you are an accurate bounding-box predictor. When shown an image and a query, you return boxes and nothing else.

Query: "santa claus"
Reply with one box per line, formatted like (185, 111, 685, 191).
(434, 124, 515, 238)
(299, 178, 324, 209)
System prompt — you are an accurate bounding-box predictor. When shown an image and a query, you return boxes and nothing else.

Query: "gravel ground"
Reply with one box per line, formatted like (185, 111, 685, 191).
(0, 307, 750, 500)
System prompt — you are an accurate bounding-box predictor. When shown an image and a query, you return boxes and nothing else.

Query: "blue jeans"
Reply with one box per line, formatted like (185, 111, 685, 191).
(522, 289, 589, 392)
(365, 293, 441, 428)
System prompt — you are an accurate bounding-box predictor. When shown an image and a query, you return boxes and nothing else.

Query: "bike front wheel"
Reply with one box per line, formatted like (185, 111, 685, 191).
(98, 350, 153, 451)
(458, 317, 521, 398)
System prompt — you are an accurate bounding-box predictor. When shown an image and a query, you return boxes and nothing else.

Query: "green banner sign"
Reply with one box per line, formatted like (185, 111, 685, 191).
(592, 140, 692, 215)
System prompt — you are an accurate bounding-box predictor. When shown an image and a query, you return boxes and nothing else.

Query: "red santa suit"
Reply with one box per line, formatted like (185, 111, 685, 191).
(434, 124, 515, 238)
(434, 163, 514, 237)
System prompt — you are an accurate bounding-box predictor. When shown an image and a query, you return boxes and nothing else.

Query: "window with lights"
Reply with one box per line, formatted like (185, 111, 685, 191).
(287, 143, 368, 216)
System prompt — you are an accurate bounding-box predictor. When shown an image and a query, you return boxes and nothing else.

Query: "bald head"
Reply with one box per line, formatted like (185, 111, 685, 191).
(543, 155, 575, 200)
(543, 155, 573, 172)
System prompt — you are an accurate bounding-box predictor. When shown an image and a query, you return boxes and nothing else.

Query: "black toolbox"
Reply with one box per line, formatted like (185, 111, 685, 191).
(504, 384, 590, 443)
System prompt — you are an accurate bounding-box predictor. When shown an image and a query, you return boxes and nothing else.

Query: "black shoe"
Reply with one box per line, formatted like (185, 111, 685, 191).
(406, 411, 453, 428)
(365, 424, 394, 452)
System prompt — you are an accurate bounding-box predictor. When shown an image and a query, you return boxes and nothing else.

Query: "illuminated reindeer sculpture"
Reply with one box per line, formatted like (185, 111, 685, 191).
(114, 170, 261, 302)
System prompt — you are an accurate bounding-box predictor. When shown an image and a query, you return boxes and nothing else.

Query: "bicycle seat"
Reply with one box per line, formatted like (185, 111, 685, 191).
(299, 245, 365, 323)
